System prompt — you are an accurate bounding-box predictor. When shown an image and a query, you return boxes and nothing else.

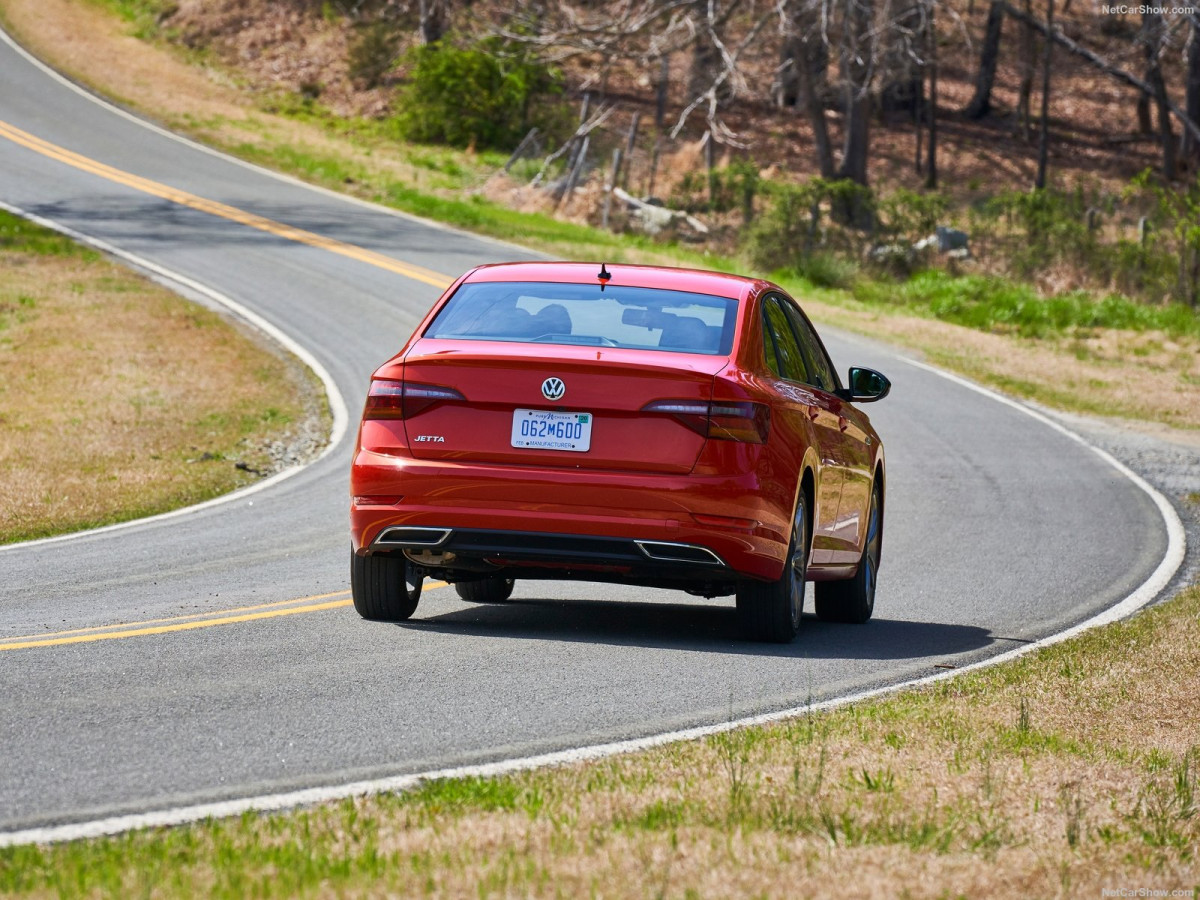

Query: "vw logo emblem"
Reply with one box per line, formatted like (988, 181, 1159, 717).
(541, 377, 566, 401)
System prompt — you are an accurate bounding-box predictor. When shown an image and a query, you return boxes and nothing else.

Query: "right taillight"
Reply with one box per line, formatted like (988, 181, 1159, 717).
(363, 379, 465, 420)
(642, 399, 770, 443)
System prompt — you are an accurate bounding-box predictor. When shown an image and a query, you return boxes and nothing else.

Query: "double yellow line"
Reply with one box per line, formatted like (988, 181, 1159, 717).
(0, 118, 452, 288)
(0, 593, 354, 651)
(0, 117, 460, 651)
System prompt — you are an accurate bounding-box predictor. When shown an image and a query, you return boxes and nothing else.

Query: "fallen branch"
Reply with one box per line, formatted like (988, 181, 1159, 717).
(612, 186, 709, 235)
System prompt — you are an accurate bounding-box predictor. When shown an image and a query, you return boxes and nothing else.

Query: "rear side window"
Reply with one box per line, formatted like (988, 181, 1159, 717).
(781, 300, 841, 393)
(425, 282, 737, 355)
(762, 297, 810, 383)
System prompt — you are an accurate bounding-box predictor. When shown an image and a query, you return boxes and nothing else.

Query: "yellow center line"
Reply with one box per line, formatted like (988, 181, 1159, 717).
(0, 599, 354, 651)
(0, 119, 453, 289)
(1, 583, 449, 652)
(1, 590, 354, 642)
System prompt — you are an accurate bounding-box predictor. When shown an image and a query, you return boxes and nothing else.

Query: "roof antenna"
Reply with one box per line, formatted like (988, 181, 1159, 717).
(597, 263, 611, 292)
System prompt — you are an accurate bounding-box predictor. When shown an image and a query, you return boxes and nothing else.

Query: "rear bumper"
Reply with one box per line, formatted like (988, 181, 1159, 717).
(350, 451, 790, 582)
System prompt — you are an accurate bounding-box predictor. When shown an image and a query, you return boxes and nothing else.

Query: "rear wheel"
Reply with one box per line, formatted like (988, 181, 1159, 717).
(455, 576, 515, 603)
(351, 551, 422, 621)
(815, 483, 881, 624)
(737, 494, 808, 643)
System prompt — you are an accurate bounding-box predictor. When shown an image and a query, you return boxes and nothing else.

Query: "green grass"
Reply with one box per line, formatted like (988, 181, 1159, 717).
(853, 269, 1200, 340)
(0, 210, 98, 258)
(85, 0, 174, 39)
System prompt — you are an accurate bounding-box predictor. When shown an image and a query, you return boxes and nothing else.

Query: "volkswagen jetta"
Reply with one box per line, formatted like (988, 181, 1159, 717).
(350, 262, 889, 642)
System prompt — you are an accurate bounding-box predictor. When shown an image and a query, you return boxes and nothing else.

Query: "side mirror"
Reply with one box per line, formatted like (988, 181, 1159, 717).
(837, 366, 891, 403)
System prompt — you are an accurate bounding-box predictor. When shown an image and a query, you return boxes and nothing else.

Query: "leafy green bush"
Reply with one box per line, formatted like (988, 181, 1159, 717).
(740, 180, 824, 271)
(394, 38, 565, 150)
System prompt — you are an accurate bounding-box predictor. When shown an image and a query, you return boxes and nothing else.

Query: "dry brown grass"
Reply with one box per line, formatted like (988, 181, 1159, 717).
(806, 295, 1200, 436)
(0, 222, 321, 543)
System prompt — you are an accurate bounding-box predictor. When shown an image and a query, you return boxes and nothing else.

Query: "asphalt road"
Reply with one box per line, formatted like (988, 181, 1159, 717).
(0, 28, 1173, 835)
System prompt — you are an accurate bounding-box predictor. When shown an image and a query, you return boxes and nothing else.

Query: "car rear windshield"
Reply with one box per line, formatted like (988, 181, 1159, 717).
(424, 281, 737, 355)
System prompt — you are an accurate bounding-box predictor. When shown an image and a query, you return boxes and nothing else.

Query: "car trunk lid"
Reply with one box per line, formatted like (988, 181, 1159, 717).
(398, 339, 727, 473)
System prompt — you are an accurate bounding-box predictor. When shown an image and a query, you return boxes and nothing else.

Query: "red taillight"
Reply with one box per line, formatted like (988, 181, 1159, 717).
(363, 380, 465, 419)
(642, 400, 770, 443)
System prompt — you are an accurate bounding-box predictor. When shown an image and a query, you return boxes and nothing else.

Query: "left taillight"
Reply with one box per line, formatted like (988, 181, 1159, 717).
(362, 379, 465, 420)
(641, 399, 770, 444)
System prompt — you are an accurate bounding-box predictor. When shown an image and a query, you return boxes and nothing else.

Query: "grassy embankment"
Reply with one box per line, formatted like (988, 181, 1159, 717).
(0, 210, 323, 543)
(0, 1, 1195, 895)
(2, 584, 1197, 896)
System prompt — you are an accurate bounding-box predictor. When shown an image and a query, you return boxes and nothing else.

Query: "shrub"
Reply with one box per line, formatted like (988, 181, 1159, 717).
(348, 22, 400, 89)
(670, 160, 760, 217)
(394, 38, 565, 150)
(878, 188, 949, 242)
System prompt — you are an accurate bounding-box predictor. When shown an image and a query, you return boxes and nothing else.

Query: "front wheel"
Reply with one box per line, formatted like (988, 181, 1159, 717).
(736, 494, 809, 643)
(455, 576, 515, 603)
(351, 551, 422, 621)
(815, 483, 881, 624)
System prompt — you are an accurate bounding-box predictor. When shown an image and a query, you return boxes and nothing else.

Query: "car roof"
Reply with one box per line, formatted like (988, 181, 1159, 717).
(462, 262, 765, 302)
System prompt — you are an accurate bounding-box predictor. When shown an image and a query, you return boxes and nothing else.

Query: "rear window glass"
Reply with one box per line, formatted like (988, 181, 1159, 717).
(425, 281, 737, 355)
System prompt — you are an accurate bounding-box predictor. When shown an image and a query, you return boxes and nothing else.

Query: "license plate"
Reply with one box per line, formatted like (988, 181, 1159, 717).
(511, 409, 593, 452)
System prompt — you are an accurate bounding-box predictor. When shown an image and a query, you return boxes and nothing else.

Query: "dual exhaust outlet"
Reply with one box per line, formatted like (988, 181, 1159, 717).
(372, 527, 725, 567)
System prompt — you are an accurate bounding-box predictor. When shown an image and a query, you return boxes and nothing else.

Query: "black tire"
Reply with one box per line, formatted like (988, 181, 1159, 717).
(736, 493, 809, 643)
(351, 551, 422, 621)
(815, 483, 882, 624)
(455, 576, 515, 603)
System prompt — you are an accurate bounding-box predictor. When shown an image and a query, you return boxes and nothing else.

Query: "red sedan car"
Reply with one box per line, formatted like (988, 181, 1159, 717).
(350, 262, 889, 642)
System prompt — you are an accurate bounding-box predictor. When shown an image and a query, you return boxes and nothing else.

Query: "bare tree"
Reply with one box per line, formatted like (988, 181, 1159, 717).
(419, 0, 449, 44)
(1015, 0, 1034, 139)
(1142, 10, 1176, 179)
(779, 0, 836, 177)
(964, 0, 1005, 119)
(925, 0, 938, 187)
(1187, 13, 1200, 161)
(838, 0, 876, 189)
(1034, 0, 1052, 189)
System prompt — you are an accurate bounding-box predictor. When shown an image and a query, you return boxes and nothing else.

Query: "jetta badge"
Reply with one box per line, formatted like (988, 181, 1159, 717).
(541, 377, 566, 401)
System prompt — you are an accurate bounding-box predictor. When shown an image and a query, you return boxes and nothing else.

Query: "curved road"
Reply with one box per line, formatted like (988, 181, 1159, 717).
(0, 29, 1174, 836)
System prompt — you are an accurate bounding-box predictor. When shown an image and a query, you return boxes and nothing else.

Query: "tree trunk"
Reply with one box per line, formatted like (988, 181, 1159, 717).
(688, 0, 728, 103)
(965, 1, 1005, 119)
(1187, 14, 1200, 160)
(879, 0, 924, 119)
(1016, 0, 1034, 140)
(786, 0, 835, 177)
(1035, 0, 1053, 189)
(837, 0, 874, 187)
(925, 0, 938, 189)
(1143, 10, 1177, 179)
(418, 0, 447, 45)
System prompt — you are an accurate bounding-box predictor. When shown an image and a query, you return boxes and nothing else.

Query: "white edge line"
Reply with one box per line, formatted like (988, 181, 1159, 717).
(0, 25, 538, 261)
(0, 351, 1184, 847)
(0, 8, 1187, 848)
(0, 198, 349, 553)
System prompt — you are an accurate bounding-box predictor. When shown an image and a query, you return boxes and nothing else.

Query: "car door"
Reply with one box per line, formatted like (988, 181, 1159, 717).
(760, 294, 844, 565)
(783, 299, 873, 564)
